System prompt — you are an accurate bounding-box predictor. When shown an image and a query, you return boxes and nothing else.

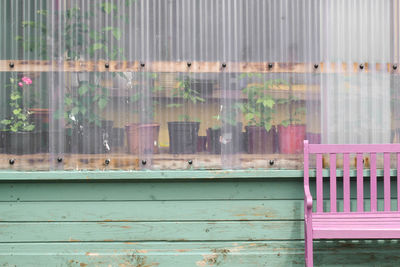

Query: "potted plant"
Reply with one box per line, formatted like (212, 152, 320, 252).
(167, 75, 205, 154)
(125, 72, 161, 155)
(207, 104, 243, 154)
(277, 81, 306, 154)
(18, 3, 128, 154)
(1, 76, 38, 155)
(238, 74, 286, 154)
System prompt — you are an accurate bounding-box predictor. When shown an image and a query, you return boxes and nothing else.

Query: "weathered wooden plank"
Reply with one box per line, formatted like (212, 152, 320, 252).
(0, 221, 304, 242)
(0, 200, 304, 222)
(2, 199, 397, 223)
(0, 241, 400, 267)
(0, 60, 393, 73)
(0, 180, 305, 201)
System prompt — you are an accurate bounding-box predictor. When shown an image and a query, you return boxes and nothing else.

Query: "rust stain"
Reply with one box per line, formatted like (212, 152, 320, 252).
(176, 249, 190, 252)
(80, 263, 88, 267)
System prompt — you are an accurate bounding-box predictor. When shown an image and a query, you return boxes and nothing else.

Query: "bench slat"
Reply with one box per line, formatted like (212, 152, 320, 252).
(343, 153, 350, 212)
(384, 153, 391, 211)
(398, 154, 400, 211)
(357, 153, 364, 212)
(370, 153, 377, 212)
(309, 143, 400, 154)
(316, 154, 323, 212)
(330, 154, 337, 212)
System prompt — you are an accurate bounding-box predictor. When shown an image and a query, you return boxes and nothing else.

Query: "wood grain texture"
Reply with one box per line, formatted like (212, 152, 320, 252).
(0, 60, 395, 73)
(1, 241, 400, 267)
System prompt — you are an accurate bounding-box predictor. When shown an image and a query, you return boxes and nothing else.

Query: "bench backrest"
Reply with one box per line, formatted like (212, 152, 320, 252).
(304, 140, 400, 213)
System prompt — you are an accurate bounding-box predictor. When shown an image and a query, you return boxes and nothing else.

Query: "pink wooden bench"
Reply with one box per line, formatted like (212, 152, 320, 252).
(303, 140, 400, 266)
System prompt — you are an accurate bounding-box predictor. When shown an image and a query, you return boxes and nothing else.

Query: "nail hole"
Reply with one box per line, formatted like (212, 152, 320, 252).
(314, 64, 319, 69)
(221, 63, 227, 68)
(140, 62, 145, 67)
(57, 157, 63, 163)
(9, 159, 15, 165)
(105, 159, 110, 165)
(105, 63, 110, 69)
(269, 160, 274, 166)
(9, 62, 14, 68)
(359, 64, 364, 70)
(393, 64, 398, 70)
(142, 160, 147, 165)
(188, 160, 193, 165)
(187, 62, 192, 67)
(268, 63, 273, 69)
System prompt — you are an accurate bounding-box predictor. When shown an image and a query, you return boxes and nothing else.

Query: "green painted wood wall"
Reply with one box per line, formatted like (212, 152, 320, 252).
(0, 171, 400, 266)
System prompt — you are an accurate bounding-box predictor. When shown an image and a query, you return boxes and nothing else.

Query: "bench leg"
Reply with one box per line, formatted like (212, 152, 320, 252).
(305, 222, 313, 267)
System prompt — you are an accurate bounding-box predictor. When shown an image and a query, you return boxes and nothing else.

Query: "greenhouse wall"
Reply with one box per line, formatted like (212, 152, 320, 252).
(1, 0, 400, 266)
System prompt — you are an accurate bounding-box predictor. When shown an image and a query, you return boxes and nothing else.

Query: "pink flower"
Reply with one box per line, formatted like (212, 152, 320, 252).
(18, 82, 23, 87)
(21, 77, 32, 85)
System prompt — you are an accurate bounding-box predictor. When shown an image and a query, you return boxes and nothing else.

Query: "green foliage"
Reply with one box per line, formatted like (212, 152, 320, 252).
(168, 76, 205, 122)
(1, 77, 35, 132)
(212, 104, 240, 130)
(17, 3, 129, 127)
(128, 73, 160, 124)
(238, 75, 288, 131)
(277, 87, 306, 127)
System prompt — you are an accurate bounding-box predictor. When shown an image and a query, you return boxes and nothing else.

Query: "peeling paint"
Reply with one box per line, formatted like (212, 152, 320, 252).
(85, 252, 100, 256)
(68, 239, 80, 242)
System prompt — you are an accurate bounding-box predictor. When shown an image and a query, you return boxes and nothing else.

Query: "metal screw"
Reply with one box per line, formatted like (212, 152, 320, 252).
(105, 63, 110, 69)
(9, 159, 15, 165)
(9, 62, 14, 68)
(393, 64, 398, 70)
(105, 159, 110, 165)
(269, 160, 274, 166)
(187, 62, 192, 67)
(140, 62, 145, 68)
(222, 63, 227, 68)
(57, 157, 63, 163)
(359, 64, 364, 70)
(188, 160, 193, 165)
(268, 63, 273, 69)
(142, 160, 147, 165)
(314, 64, 319, 69)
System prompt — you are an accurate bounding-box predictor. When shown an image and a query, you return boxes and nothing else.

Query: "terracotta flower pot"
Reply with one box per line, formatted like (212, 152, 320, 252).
(125, 123, 160, 155)
(278, 124, 306, 154)
(245, 126, 276, 154)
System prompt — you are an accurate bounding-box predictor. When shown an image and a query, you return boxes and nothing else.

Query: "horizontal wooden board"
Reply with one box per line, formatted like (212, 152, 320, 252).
(0, 200, 303, 222)
(0, 221, 304, 242)
(0, 60, 393, 73)
(1, 199, 397, 222)
(0, 180, 304, 201)
(0, 241, 400, 267)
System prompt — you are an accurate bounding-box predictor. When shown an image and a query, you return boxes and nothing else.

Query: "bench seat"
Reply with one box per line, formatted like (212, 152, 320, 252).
(313, 212, 400, 239)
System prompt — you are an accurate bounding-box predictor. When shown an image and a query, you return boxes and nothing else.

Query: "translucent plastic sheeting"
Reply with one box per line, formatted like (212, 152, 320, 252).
(0, 0, 398, 171)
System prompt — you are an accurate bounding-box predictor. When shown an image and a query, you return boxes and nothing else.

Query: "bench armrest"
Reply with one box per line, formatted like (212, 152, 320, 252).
(304, 184, 313, 211)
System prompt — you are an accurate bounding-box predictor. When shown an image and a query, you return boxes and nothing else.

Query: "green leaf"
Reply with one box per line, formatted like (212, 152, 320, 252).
(65, 97, 73, 106)
(245, 113, 254, 121)
(92, 43, 104, 51)
(13, 109, 21, 115)
(98, 98, 108, 109)
(78, 84, 89, 95)
(23, 124, 35, 132)
(71, 107, 79, 116)
(101, 3, 117, 14)
(264, 123, 272, 132)
(264, 98, 275, 108)
(0, 120, 11, 125)
(112, 28, 122, 40)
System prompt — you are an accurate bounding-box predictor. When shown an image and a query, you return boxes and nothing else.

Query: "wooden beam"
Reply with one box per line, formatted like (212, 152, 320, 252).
(0, 60, 396, 73)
